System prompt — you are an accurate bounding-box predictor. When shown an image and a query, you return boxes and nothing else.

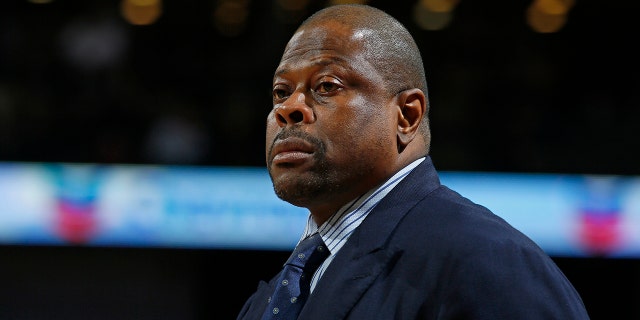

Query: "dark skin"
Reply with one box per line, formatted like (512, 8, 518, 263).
(266, 18, 427, 226)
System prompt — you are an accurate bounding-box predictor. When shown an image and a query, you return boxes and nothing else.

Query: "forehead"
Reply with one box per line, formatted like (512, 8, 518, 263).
(276, 21, 374, 75)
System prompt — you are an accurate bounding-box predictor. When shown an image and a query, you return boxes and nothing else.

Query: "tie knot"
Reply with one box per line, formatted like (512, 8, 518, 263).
(285, 232, 329, 270)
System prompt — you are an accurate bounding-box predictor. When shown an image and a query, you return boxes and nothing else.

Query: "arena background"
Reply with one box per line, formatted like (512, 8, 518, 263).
(0, 0, 638, 319)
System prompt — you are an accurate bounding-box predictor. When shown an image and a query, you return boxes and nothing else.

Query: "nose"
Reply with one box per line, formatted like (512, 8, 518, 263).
(274, 92, 315, 127)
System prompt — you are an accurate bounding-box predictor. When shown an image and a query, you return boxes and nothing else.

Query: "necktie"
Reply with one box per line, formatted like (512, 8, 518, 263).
(261, 232, 329, 320)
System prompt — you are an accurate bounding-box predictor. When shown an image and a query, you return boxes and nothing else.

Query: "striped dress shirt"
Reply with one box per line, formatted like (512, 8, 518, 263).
(295, 157, 425, 292)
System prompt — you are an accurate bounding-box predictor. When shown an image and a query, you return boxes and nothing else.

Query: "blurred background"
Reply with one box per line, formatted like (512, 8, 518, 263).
(0, 0, 639, 319)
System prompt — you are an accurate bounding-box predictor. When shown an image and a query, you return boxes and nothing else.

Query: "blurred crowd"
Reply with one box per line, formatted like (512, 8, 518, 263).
(0, 0, 638, 175)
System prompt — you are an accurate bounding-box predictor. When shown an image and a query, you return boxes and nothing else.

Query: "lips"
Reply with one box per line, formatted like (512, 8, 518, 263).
(270, 137, 315, 165)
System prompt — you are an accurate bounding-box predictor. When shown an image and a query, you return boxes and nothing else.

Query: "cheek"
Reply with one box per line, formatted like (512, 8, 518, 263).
(322, 103, 392, 155)
(265, 116, 279, 155)
(265, 117, 278, 139)
(350, 98, 395, 141)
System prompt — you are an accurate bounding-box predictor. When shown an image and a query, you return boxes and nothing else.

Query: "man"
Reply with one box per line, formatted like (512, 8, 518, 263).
(237, 4, 589, 319)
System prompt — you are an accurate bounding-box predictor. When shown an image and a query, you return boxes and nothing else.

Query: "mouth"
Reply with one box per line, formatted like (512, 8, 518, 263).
(270, 137, 315, 166)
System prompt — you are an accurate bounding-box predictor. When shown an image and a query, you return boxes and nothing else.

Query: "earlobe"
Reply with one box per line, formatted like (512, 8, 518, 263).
(396, 88, 426, 150)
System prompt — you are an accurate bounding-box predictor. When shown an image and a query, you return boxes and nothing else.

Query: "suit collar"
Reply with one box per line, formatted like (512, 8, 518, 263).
(299, 156, 441, 319)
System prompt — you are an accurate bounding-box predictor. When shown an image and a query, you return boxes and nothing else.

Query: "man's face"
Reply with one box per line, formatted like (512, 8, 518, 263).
(265, 21, 398, 216)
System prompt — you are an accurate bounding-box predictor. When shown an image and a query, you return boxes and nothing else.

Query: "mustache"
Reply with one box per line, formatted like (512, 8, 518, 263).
(274, 128, 319, 143)
(269, 128, 325, 158)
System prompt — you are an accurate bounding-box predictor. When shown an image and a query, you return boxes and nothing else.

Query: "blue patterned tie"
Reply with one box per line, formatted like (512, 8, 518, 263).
(261, 232, 329, 320)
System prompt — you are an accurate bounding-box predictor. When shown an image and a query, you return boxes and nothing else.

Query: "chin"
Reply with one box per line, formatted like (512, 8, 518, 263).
(273, 187, 309, 208)
(272, 177, 322, 206)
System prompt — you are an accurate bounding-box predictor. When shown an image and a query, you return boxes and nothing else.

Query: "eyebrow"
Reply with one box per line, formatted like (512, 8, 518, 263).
(274, 56, 349, 77)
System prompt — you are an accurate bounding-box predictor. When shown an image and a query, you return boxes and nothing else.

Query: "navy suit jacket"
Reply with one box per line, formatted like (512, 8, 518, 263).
(237, 157, 590, 319)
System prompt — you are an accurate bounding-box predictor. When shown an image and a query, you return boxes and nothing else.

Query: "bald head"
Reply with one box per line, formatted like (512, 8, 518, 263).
(301, 5, 427, 95)
(298, 4, 431, 150)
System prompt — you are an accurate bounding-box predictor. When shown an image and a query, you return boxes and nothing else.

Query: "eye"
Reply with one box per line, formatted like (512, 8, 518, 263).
(272, 86, 289, 101)
(315, 79, 341, 94)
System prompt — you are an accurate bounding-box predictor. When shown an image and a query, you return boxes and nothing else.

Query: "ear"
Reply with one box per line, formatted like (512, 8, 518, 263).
(396, 88, 426, 150)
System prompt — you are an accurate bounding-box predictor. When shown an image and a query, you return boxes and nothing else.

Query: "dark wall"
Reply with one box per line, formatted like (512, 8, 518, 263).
(0, 245, 287, 319)
(0, 245, 638, 320)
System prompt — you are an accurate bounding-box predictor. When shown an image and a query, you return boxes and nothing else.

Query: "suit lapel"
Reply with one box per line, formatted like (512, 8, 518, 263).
(298, 157, 441, 319)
